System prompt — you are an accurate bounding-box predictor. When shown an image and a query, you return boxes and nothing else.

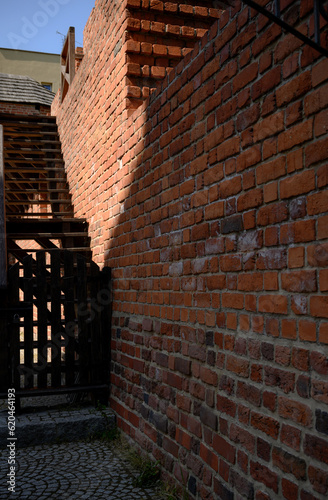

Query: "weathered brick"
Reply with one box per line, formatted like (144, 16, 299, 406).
(304, 434, 328, 465)
(272, 446, 306, 480)
(276, 71, 312, 107)
(278, 119, 313, 152)
(278, 396, 312, 427)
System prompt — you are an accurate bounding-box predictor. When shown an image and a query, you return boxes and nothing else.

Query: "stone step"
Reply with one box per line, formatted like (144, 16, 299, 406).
(0, 397, 115, 449)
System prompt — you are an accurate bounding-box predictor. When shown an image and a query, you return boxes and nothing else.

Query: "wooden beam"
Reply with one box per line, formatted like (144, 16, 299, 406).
(61, 27, 75, 103)
(0, 125, 7, 288)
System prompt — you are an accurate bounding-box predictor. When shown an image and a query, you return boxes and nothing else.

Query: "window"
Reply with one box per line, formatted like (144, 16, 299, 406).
(41, 82, 52, 92)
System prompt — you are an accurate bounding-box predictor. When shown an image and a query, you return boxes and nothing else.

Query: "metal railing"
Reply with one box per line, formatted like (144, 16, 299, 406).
(242, 0, 328, 57)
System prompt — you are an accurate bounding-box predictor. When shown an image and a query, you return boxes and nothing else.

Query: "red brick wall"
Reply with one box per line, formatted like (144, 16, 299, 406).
(0, 102, 51, 116)
(53, 0, 328, 498)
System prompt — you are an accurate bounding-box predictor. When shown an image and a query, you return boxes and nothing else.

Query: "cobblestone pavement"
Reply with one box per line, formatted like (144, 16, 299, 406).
(0, 397, 167, 500)
(0, 438, 166, 500)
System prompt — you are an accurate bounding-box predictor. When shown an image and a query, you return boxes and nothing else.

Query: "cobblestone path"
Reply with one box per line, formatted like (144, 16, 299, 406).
(0, 438, 166, 500)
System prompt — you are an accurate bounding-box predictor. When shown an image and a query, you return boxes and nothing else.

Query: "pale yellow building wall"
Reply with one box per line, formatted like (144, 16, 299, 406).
(0, 48, 60, 94)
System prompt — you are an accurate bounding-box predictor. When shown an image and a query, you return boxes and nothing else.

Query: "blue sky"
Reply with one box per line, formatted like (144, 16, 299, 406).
(0, 0, 95, 54)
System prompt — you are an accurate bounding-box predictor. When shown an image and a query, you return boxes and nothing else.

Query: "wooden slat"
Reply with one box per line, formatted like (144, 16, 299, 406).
(0, 125, 6, 288)
(5, 149, 62, 154)
(6, 212, 75, 217)
(9, 232, 86, 239)
(5, 168, 66, 173)
(8, 262, 21, 388)
(8, 247, 90, 253)
(0, 121, 57, 129)
(23, 255, 34, 389)
(4, 140, 61, 146)
(50, 251, 62, 387)
(36, 252, 48, 388)
(5, 178, 67, 184)
(100, 267, 112, 391)
(4, 158, 64, 164)
(0, 289, 9, 391)
(77, 253, 89, 385)
(6, 200, 71, 205)
(3, 131, 59, 137)
(90, 261, 101, 385)
(63, 251, 76, 386)
(7, 189, 69, 194)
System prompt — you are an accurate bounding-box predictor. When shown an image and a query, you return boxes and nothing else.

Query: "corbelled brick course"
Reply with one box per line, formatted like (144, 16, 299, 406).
(53, 0, 328, 498)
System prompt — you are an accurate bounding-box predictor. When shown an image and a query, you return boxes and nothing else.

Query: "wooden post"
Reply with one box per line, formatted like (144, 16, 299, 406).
(0, 125, 7, 288)
(61, 27, 76, 103)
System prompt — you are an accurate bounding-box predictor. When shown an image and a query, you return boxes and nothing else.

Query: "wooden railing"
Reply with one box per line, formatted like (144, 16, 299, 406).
(61, 27, 76, 103)
(0, 125, 7, 288)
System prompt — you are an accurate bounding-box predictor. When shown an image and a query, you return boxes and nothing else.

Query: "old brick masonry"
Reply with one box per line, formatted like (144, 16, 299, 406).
(52, 0, 328, 499)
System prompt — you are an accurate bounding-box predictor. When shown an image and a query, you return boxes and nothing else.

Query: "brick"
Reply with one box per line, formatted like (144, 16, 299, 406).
(237, 188, 263, 211)
(200, 443, 218, 472)
(307, 243, 328, 267)
(307, 190, 328, 215)
(236, 103, 260, 131)
(281, 424, 301, 451)
(316, 409, 328, 436)
(292, 347, 310, 371)
(310, 297, 328, 318)
(174, 357, 191, 375)
(250, 461, 278, 493)
(226, 354, 249, 377)
(236, 381, 261, 408)
(304, 434, 328, 465)
(213, 477, 234, 500)
(231, 22, 257, 56)
(257, 202, 288, 226)
(282, 478, 298, 500)
(251, 412, 280, 439)
(253, 111, 284, 142)
(308, 464, 328, 495)
(310, 351, 328, 375)
(304, 82, 328, 115)
(257, 249, 287, 270)
(220, 255, 242, 272)
(318, 165, 328, 188)
(288, 247, 304, 268)
(281, 319, 297, 340)
(306, 136, 328, 167)
(314, 109, 328, 137)
(221, 215, 243, 234)
(272, 446, 306, 480)
(280, 170, 315, 198)
(217, 395, 236, 417)
(200, 404, 217, 430)
(281, 271, 317, 293)
(276, 71, 312, 107)
(213, 434, 236, 464)
(230, 469, 254, 499)
(256, 157, 286, 185)
(278, 397, 312, 427)
(238, 148, 261, 176)
(278, 119, 313, 152)
(264, 366, 295, 393)
(216, 136, 240, 161)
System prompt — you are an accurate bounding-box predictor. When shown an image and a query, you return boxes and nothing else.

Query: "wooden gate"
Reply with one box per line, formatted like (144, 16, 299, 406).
(0, 250, 111, 405)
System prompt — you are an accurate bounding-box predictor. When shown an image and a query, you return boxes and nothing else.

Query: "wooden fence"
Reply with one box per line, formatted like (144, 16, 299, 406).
(0, 250, 111, 404)
(0, 125, 6, 288)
